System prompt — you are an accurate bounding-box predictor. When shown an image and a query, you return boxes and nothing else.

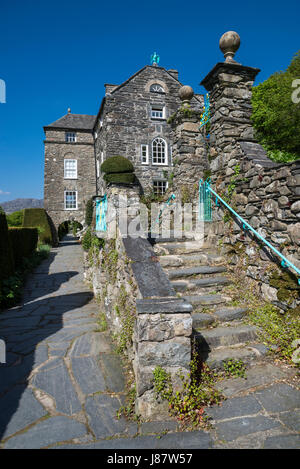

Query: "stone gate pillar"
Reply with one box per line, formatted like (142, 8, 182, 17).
(200, 31, 260, 172)
(169, 85, 209, 204)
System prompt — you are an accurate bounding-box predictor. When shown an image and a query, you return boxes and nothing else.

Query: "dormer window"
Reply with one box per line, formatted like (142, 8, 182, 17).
(65, 132, 76, 143)
(150, 83, 165, 93)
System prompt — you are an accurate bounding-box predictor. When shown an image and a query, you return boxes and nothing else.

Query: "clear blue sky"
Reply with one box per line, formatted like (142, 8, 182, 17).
(0, 0, 299, 203)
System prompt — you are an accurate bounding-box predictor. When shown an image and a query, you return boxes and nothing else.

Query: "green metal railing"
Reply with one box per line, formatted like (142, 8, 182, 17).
(199, 179, 300, 285)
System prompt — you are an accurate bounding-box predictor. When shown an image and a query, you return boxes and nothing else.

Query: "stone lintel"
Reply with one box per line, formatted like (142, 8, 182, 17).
(136, 298, 193, 314)
(200, 62, 260, 91)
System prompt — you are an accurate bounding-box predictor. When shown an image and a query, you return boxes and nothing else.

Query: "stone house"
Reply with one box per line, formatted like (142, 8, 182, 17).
(43, 63, 203, 234)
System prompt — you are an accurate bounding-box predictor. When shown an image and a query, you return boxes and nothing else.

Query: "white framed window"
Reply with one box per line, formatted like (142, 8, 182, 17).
(141, 144, 149, 164)
(64, 159, 77, 179)
(153, 180, 168, 196)
(152, 137, 167, 165)
(96, 160, 100, 178)
(151, 106, 164, 119)
(64, 191, 77, 210)
(65, 132, 76, 143)
(150, 83, 165, 93)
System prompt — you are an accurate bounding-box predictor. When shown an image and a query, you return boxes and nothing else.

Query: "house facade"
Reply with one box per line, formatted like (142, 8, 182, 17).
(43, 63, 203, 233)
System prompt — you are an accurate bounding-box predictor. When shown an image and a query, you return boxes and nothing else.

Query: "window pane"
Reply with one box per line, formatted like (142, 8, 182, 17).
(64, 159, 77, 178)
(152, 138, 166, 164)
(153, 181, 167, 195)
(65, 191, 77, 209)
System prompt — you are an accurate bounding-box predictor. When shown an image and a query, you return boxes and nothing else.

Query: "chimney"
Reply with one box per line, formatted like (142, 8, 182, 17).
(105, 84, 118, 95)
(168, 69, 179, 80)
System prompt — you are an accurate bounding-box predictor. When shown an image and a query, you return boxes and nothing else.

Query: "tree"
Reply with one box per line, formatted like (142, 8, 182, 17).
(251, 51, 300, 162)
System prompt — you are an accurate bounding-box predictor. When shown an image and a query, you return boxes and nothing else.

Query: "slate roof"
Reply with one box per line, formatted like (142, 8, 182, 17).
(44, 113, 96, 131)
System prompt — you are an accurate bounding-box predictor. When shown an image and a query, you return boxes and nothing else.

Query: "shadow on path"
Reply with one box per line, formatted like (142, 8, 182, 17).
(0, 239, 94, 441)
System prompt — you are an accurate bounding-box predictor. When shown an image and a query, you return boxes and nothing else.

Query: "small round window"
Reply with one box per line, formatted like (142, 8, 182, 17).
(150, 83, 165, 93)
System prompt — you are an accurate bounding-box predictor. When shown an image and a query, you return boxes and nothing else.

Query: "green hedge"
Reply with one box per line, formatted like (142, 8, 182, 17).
(101, 155, 134, 174)
(104, 173, 135, 184)
(85, 198, 94, 226)
(9, 227, 38, 267)
(22, 208, 52, 245)
(58, 221, 69, 241)
(0, 207, 15, 281)
(6, 210, 23, 227)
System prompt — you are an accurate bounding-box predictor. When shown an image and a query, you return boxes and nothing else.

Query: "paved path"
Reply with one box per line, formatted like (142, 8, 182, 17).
(0, 235, 299, 449)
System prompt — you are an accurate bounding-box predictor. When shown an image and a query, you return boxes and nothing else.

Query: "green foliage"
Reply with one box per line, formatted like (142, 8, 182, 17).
(58, 221, 69, 240)
(223, 359, 246, 378)
(0, 244, 50, 309)
(0, 206, 15, 281)
(9, 227, 39, 267)
(104, 173, 135, 184)
(153, 352, 223, 429)
(22, 208, 53, 245)
(85, 198, 94, 226)
(71, 221, 83, 237)
(247, 304, 300, 363)
(6, 210, 23, 227)
(251, 50, 300, 159)
(82, 227, 92, 251)
(95, 311, 108, 332)
(101, 155, 134, 174)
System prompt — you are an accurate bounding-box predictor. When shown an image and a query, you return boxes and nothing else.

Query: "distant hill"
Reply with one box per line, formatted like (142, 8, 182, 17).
(0, 198, 44, 214)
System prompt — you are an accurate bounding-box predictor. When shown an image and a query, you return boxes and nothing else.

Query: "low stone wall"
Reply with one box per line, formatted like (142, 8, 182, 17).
(84, 183, 193, 419)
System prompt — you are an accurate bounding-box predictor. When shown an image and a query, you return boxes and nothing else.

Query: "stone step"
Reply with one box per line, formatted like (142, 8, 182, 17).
(167, 266, 227, 280)
(192, 307, 248, 329)
(172, 276, 231, 293)
(199, 343, 268, 371)
(182, 294, 227, 307)
(195, 325, 258, 350)
(154, 241, 203, 255)
(158, 253, 225, 268)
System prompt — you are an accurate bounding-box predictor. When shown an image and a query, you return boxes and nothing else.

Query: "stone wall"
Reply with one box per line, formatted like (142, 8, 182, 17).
(199, 55, 300, 309)
(84, 182, 193, 419)
(44, 128, 96, 238)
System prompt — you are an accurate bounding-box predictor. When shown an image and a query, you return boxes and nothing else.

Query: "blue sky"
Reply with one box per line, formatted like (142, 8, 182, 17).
(0, 0, 299, 203)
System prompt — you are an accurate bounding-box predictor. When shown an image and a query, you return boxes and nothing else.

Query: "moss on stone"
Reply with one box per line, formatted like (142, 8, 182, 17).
(269, 270, 299, 304)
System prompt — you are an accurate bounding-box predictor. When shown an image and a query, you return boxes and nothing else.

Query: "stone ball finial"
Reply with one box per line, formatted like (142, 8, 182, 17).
(219, 31, 240, 63)
(68, 107, 71, 114)
(179, 85, 194, 103)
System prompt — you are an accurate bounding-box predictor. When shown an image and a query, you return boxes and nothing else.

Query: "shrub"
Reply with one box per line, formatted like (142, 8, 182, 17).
(58, 221, 69, 240)
(9, 227, 38, 267)
(6, 210, 23, 227)
(101, 155, 134, 174)
(0, 206, 15, 281)
(104, 173, 135, 184)
(82, 227, 92, 251)
(72, 220, 83, 236)
(85, 198, 94, 226)
(22, 208, 52, 245)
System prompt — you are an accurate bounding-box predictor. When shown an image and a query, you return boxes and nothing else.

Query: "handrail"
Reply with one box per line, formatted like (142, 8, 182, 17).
(154, 193, 176, 225)
(200, 179, 300, 285)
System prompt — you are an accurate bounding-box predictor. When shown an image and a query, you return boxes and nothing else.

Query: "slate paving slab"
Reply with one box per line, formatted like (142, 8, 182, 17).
(71, 356, 106, 395)
(0, 385, 46, 440)
(253, 383, 300, 413)
(3, 416, 87, 449)
(31, 358, 82, 415)
(214, 415, 283, 442)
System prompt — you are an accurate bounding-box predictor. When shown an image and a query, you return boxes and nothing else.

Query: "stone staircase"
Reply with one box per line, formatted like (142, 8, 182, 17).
(152, 235, 268, 371)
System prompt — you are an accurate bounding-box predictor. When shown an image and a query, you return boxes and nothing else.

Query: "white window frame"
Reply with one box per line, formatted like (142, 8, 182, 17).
(152, 137, 168, 166)
(151, 105, 165, 120)
(64, 191, 77, 210)
(64, 159, 77, 179)
(153, 180, 168, 196)
(65, 132, 76, 143)
(141, 144, 149, 164)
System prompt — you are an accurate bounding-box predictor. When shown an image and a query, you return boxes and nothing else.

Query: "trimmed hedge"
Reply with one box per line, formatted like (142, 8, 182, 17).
(101, 155, 134, 174)
(22, 208, 52, 245)
(6, 210, 23, 227)
(9, 227, 38, 267)
(85, 198, 94, 226)
(0, 207, 15, 281)
(104, 173, 135, 184)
